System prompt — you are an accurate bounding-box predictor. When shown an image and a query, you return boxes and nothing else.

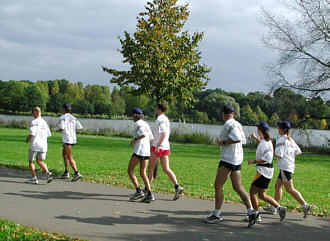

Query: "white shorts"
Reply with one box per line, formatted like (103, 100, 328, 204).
(28, 150, 46, 161)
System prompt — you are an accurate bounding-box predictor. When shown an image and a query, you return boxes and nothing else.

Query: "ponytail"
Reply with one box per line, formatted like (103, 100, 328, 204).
(263, 130, 271, 141)
(283, 128, 292, 141)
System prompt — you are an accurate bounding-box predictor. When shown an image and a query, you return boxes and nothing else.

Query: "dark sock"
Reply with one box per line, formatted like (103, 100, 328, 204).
(136, 187, 141, 193)
(148, 191, 152, 196)
(75, 171, 79, 175)
(64, 170, 69, 174)
(175, 185, 179, 190)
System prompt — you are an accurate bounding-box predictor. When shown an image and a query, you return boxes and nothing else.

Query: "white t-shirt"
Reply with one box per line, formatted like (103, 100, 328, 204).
(275, 135, 302, 173)
(152, 114, 170, 150)
(133, 119, 154, 156)
(256, 139, 274, 179)
(29, 117, 51, 152)
(59, 113, 83, 144)
(219, 118, 246, 165)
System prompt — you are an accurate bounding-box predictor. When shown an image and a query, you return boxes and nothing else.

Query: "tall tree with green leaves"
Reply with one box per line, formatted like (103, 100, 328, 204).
(102, 0, 210, 104)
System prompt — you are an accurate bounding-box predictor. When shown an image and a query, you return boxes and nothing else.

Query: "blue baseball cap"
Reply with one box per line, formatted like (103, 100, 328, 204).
(277, 121, 291, 130)
(257, 122, 270, 132)
(223, 105, 234, 114)
(132, 107, 143, 115)
(63, 103, 71, 111)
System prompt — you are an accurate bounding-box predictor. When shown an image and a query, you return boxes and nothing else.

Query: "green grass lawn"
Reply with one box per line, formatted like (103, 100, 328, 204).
(0, 127, 329, 217)
(0, 218, 82, 241)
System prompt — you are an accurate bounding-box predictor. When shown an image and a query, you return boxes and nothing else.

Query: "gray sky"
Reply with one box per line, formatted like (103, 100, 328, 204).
(0, 0, 280, 93)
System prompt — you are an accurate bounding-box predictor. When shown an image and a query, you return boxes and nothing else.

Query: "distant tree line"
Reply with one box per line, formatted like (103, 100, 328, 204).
(0, 79, 328, 130)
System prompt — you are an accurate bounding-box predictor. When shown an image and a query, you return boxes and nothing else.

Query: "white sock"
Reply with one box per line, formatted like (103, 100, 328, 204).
(303, 203, 308, 209)
(32, 176, 37, 179)
(247, 208, 254, 215)
(214, 209, 221, 216)
(276, 205, 280, 210)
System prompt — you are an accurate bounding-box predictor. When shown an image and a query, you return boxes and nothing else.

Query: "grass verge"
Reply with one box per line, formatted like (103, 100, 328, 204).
(0, 218, 83, 241)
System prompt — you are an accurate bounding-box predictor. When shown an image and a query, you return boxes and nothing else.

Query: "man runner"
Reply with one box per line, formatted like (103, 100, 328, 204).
(147, 102, 184, 201)
(59, 103, 83, 182)
(25, 107, 53, 184)
(204, 105, 259, 228)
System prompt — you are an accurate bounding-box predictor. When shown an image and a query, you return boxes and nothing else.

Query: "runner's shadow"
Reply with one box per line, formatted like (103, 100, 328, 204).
(3, 190, 130, 201)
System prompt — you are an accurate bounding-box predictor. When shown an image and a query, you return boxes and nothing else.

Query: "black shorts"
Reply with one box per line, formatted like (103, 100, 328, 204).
(63, 143, 75, 147)
(132, 153, 149, 162)
(218, 160, 242, 171)
(252, 175, 271, 189)
(278, 170, 292, 182)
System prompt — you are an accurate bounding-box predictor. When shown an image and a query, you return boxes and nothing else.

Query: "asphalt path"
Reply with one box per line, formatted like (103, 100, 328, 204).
(0, 167, 329, 241)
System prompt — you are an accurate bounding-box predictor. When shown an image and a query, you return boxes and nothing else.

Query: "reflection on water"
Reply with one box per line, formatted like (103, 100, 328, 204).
(0, 114, 329, 148)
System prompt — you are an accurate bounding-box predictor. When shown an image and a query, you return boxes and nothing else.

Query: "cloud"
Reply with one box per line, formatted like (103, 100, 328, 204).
(0, 0, 280, 93)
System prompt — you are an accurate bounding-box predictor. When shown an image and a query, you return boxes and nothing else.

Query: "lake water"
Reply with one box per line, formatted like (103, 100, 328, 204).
(0, 114, 329, 148)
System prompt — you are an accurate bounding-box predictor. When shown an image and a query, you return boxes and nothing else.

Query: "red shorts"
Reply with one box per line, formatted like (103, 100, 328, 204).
(151, 146, 170, 157)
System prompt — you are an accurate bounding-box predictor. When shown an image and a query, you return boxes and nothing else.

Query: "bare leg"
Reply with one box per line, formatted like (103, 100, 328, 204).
(275, 178, 284, 203)
(230, 171, 252, 209)
(283, 179, 306, 206)
(249, 185, 259, 211)
(214, 166, 231, 210)
(62, 146, 69, 171)
(160, 155, 178, 186)
(36, 159, 49, 173)
(127, 156, 140, 188)
(140, 159, 151, 191)
(258, 189, 280, 208)
(147, 152, 158, 185)
(29, 161, 36, 177)
(65, 145, 78, 172)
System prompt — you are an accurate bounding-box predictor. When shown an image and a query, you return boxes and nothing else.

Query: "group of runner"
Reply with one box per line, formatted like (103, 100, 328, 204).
(25, 102, 312, 228)
(26, 104, 83, 184)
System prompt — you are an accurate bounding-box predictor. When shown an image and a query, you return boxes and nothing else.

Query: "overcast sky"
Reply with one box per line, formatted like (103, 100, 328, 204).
(0, 0, 281, 94)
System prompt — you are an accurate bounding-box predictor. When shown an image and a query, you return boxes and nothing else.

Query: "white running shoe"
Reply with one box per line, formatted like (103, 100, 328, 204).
(203, 211, 223, 224)
(244, 214, 262, 222)
(71, 172, 82, 182)
(130, 191, 144, 200)
(60, 172, 70, 179)
(278, 206, 287, 222)
(46, 172, 53, 183)
(25, 178, 38, 184)
(173, 186, 184, 200)
(303, 204, 313, 219)
(263, 205, 277, 214)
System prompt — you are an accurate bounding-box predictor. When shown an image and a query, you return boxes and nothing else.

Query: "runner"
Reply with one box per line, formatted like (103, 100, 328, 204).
(264, 121, 312, 218)
(25, 107, 53, 184)
(147, 102, 184, 201)
(203, 105, 259, 228)
(128, 108, 155, 203)
(58, 103, 83, 182)
(247, 122, 287, 222)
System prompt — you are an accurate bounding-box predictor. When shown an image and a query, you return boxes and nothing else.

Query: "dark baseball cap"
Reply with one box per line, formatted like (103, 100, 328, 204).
(132, 107, 143, 115)
(223, 105, 234, 114)
(257, 122, 270, 132)
(277, 121, 291, 129)
(63, 103, 71, 111)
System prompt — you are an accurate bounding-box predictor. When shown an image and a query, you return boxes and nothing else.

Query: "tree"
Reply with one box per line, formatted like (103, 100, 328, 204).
(72, 99, 94, 115)
(111, 87, 126, 115)
(49, 80, 59, 95)
(25, 84, 46, 111)
(0, 81, 26, 112)
(196, 91, 240, 122)
(269, 112, 280, 126)
(261, 0, 329, 97)
(102, 0, 210, 104)
(240, 105, 258, 126)
(94, 94, 112, 117)
(47, 93, 64, 113)
(255, 106, 268, 122)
